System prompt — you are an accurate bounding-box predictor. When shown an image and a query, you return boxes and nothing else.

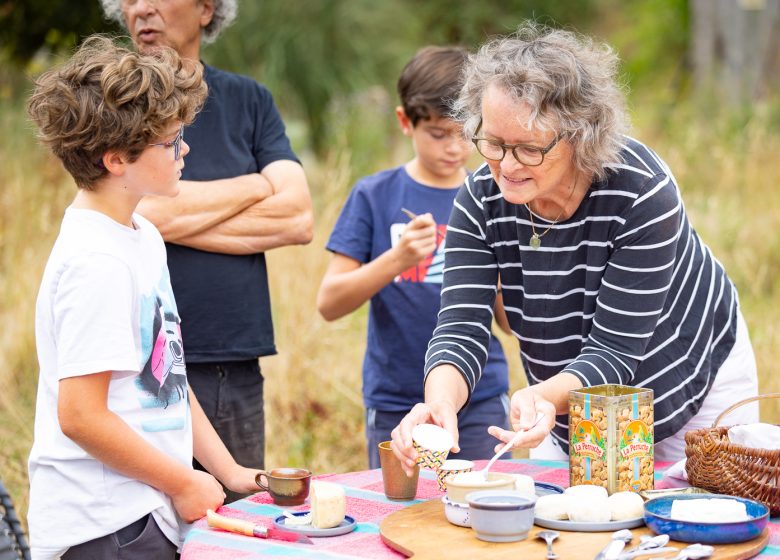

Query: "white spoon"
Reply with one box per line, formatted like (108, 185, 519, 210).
(478, 411, 545, 480)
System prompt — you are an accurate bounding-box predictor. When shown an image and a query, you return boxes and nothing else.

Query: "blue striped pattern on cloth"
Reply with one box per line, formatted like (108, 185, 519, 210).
(425, 137, 738, 450)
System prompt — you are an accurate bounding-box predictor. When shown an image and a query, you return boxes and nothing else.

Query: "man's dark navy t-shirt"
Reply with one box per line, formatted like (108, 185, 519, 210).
(170, 64, 298, 363)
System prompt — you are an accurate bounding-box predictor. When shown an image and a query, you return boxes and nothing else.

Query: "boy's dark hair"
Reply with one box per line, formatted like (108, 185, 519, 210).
(397, 45, 468, 126)
(27, 35, 207, 190)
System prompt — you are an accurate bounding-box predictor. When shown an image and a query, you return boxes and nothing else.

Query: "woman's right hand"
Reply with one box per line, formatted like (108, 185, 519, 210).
(390, 400, 460, 477)
(170, 469, 226, 523)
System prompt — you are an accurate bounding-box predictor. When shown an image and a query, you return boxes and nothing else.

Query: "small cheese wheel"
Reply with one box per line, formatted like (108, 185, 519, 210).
(309, 481, 346, 529)
(535, 493, 573, 520)
(608, 491, 645, 521)
(564, 484, 608, 500)
(568, 496, 611, 522)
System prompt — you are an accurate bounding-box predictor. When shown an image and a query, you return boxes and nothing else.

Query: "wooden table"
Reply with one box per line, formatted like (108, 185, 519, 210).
(181, 459, 780, 559)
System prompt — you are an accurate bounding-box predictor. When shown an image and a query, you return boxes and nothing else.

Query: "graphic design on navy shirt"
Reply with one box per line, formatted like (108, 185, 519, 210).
(391, 223, 447, 283)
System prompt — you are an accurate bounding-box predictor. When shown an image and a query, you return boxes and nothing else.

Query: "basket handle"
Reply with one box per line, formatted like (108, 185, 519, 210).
(712, 393, 780, 428)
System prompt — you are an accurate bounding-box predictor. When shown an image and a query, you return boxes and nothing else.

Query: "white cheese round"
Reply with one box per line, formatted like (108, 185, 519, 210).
(310, 481, 346, 529)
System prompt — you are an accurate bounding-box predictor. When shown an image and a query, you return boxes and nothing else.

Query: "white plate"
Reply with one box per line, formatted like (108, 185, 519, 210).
(534, 515, 645, 532)
(273, 512, 357, 537)
(532, 484, 645, 532)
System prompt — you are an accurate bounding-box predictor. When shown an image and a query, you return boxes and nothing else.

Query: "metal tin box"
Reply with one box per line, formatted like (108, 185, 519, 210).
(569, 385, 654, 494)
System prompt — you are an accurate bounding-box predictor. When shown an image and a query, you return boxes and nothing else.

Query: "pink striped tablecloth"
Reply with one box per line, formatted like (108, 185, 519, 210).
(181, 459, 780, 559)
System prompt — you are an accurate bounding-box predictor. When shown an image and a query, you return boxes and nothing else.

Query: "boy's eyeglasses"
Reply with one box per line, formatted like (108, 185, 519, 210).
(471, 119, 560, 167)
(148, 126, 184, 161)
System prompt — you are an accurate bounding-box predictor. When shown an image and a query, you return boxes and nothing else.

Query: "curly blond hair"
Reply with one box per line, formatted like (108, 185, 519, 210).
(27, 35, 207, 190)
(453, 21, 629, 180)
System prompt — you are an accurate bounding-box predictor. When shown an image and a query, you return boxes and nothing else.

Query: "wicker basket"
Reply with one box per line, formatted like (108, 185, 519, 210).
(685, 393, 780, 515)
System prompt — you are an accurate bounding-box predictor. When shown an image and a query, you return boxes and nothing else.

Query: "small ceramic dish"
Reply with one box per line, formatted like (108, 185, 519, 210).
(441, 481, 564, 529)
(643, 494, 769, 544)
(441, 495, 471, 527)
(274, 512, 357, 537)
(467, 490, 537, 543)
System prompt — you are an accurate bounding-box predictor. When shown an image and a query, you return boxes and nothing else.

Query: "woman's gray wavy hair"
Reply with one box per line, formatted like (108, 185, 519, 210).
(100, 0, 237, 43)
(453, 21, 629, 181)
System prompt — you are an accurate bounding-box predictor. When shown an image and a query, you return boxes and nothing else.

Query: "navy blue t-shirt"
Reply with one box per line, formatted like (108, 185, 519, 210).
(326, 166, 509, 410)
(169, 64, 299, 362)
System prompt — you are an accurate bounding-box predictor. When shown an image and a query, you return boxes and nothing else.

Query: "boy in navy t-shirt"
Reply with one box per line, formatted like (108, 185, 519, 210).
(317, 46, 510, 468)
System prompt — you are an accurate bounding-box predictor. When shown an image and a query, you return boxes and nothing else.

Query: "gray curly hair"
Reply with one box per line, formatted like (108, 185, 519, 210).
(99, 0, 237, 43)
(453, 21, 629, 181)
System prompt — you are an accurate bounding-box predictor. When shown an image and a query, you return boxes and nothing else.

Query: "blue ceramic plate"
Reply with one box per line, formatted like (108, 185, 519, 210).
(274, 512, 357, 537)
(534, 481, 566, 496)
(643, 494, 769, 544)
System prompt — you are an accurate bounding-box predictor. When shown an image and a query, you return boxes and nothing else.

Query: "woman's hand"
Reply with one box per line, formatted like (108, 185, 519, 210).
(487, 388, 557, 453)
(390, 400, 460, 477)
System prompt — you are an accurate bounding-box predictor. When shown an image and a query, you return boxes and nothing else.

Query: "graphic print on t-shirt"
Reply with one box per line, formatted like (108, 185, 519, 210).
(137, 276, 187, 430)
(390, 223, 447, 283)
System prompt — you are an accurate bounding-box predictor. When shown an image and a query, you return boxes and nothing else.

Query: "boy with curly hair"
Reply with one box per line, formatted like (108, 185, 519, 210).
(26, 36, 259, 559)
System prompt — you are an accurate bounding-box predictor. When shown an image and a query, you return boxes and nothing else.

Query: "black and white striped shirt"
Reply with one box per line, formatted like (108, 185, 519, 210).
(425, 137, 738, 449)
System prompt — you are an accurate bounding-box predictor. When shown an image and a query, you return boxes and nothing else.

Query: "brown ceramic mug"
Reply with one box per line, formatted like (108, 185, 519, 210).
(255, 467, 312, 506)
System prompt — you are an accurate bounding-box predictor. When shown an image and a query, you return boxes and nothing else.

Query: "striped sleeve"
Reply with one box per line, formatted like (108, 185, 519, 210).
(424, 176, 498, 398)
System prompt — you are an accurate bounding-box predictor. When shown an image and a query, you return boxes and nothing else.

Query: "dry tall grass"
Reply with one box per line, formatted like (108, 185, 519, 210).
(1, 94, 779, 527)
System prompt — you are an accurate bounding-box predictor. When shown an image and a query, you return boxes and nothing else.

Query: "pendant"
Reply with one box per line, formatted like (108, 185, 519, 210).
(530, 233, 541, 249)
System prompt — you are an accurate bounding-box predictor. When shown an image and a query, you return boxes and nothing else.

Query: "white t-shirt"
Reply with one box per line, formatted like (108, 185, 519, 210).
(28, 208, 193, 559)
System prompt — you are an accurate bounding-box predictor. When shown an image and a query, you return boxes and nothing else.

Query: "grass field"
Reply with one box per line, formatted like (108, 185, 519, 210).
(1, 91, 779, 528)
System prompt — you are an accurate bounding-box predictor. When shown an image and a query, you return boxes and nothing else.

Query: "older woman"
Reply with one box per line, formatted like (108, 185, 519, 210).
(391, 22, 759, 473)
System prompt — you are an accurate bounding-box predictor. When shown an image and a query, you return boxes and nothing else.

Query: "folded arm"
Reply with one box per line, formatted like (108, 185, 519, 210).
(137, 173, 273, 241)
(172, 160, 313, 254)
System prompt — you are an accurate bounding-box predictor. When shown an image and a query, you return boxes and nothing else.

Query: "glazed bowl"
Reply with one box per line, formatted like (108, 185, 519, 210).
(467, 490, 537, 543)
(445, 472, 516, 504)
(644, 494, 769, 544)
(441, 495, 471, 527)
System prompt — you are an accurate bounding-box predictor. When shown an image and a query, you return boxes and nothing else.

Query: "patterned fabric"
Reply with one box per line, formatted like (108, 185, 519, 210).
(181, 460, 780, 559)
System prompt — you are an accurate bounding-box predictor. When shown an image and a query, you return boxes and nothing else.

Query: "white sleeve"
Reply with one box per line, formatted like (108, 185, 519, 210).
(53, 254, 139, 379)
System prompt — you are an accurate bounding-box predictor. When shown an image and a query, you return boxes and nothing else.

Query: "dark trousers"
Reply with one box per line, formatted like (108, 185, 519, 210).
(188, 360, 264, 503)
(62, 514, 175, 560)
(365, 393, 510, 469)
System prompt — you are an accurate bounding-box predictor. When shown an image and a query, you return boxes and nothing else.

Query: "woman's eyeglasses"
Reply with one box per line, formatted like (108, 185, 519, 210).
(471, 119, 560, 167)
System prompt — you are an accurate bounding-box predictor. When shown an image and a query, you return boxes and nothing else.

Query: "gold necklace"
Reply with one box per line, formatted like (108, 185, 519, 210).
(526, 180, 577, 250)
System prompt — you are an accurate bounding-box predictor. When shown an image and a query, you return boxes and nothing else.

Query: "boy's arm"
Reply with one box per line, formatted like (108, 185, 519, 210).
(58, 372, 224, 522)
(189, 387, 259, 494)
(317, 213, 437, 321)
